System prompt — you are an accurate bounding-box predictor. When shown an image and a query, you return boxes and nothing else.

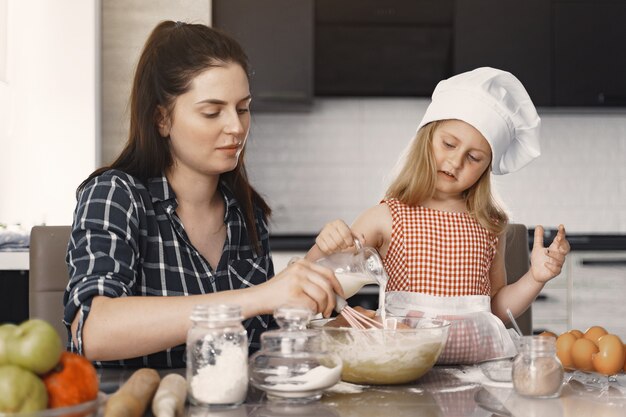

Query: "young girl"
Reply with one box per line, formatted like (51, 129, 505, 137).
(307, 67, 570, 364)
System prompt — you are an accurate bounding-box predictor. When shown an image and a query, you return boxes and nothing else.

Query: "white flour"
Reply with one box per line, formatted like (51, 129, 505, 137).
(190, 342, 248, 405)
(265, 364, 342, 392)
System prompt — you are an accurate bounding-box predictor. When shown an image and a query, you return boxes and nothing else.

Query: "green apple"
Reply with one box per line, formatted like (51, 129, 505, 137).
(0, 365, 48, 412)
(6, 319, 62, 374)
(0, 324, 17, 365)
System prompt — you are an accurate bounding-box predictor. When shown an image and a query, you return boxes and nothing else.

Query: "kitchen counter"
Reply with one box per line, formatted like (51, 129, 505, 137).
(0, 250, 29, 270)
(98, 366, 626, 417)
(270, 231, 626, 252)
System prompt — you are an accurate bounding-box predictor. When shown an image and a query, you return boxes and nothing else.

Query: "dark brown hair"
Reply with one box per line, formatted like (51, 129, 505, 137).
(79, 21, 270, 252)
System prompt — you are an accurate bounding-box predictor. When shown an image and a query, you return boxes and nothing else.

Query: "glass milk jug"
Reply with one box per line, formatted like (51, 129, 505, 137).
(315, 240, 387, 299)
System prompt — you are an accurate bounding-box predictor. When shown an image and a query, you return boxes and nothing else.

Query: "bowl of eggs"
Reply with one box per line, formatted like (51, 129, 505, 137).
(552, 326, 626, 376)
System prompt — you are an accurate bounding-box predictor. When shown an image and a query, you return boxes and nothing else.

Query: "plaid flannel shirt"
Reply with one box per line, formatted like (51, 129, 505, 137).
(63, 169, 274, 368)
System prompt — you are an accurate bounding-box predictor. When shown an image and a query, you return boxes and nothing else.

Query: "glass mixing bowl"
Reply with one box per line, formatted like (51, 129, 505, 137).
(310, 316, 450, 385)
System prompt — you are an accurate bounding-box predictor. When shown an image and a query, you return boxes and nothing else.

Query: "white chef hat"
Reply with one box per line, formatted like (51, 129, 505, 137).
(417, 67, 541, 175)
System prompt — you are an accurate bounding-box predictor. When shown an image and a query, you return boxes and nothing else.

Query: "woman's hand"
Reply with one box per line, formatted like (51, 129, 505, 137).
(530, 224, 571, 283)
(260, 258, 345, 317)
(314, 219, 363, 255)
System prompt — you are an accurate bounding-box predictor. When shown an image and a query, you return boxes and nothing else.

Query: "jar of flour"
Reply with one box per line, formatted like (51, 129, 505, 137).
(186, 304, 248, 407)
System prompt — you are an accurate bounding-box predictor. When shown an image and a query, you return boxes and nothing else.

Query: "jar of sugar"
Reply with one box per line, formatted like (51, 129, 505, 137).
(512, 336, 564, 399)
(186, 304, 248, 407)
(249, 306, 342, 403)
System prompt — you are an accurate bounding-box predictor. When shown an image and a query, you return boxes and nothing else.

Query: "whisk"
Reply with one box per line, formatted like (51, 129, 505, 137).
(334, 296, 384, 330)
(290, 241, 391, 330)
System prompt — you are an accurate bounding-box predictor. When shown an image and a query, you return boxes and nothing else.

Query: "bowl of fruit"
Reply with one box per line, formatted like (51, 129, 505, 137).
(0, 319, 102, 416)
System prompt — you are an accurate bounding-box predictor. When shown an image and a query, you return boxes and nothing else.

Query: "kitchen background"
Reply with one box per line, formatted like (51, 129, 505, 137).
(1, 0, 625, 233)
(0, 0, 625, 335)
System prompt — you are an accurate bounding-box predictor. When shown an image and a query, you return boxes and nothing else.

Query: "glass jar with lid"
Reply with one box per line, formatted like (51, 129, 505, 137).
(186, 304, 248, 407)
(249, 306, 342, 403)
(512, 336, 564, 398)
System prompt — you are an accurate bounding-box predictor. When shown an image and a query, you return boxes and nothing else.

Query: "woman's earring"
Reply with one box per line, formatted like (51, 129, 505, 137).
(158, 123, 170, 138)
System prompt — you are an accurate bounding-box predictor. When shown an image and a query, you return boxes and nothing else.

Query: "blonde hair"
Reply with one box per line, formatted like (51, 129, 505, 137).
(385, 121, 508, 235)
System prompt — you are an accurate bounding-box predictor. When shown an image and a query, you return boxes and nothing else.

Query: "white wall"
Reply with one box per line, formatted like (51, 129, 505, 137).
(3, 1, 624, 235)
(0, 0, 98, 227)
(245, 99, 626, 235)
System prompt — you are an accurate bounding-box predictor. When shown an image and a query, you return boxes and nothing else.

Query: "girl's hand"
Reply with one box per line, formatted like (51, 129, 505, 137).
(261, 258, 344, 318)
(315, 219, 363, 255)
(530, 224, 571, 284)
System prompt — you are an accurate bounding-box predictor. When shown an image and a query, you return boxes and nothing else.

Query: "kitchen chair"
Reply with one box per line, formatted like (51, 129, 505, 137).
(504, 223, 532, 335)
(29, 225, 72, 342)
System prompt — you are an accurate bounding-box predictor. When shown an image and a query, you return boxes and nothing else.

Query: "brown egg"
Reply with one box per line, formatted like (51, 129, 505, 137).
(623, 344, 626, 373)
(539, 331, 557, 338)
(569, 329, 583, 339)
(592, 334, 625, 376)
(556, 332, 577, 369)
(571, 338, 599, 371)
(583, 326, 608, 345)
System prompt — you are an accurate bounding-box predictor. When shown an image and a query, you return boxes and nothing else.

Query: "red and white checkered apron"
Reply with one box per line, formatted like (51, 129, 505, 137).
(383, 199, 497, 296)
(382, 199, 506, 364)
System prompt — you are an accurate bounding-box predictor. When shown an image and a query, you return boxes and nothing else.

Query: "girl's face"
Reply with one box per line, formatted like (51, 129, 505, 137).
(431, 119, 492, 199)
(159, 62, 251, 178)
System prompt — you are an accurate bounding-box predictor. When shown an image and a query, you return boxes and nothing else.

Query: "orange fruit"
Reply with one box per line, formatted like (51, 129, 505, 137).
(42, 352, 99, 408)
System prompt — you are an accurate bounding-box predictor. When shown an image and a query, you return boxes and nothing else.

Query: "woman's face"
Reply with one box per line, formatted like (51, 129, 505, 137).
(430, 119, 492, 198)
(160, 62, 251, 177)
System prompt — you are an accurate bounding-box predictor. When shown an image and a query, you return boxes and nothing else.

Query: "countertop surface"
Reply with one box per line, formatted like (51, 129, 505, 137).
(269, 232, 626, 252)
(98, 366, 626, 417)
(1, 231, 623, 272)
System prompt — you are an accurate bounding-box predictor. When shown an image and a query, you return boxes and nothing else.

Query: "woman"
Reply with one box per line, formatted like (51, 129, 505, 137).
(63, 21, 342, 368)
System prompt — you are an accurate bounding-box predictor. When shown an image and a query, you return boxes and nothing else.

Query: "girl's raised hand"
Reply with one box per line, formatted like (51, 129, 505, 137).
(314, 219, 363, 255)
(530, 224, 570, 283)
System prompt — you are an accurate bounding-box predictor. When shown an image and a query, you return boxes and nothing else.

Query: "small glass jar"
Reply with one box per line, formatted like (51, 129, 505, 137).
(249, 306, 342, 403)
(512, 336, 564, 398)
(186, 304, 248, 407)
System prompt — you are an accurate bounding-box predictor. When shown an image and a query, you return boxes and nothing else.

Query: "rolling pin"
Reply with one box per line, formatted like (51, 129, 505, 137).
(104, 368, 161, 417)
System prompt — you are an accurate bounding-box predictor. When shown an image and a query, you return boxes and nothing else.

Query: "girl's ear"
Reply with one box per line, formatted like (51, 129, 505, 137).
(155, 105, 171, 137)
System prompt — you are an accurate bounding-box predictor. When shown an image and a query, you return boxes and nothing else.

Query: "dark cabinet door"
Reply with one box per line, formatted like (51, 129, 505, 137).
(453, 0, 552, 106)
(315, 0, 454, 97)
(213, 0, 314, 112)
(554, 0, 626, 106)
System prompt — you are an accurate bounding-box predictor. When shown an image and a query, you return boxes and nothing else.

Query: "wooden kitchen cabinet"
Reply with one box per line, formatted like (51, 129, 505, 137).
(453, 0, 551, 106)
(212, 0, 314, 112)
(0, 270, 29, 324)
(553, 0, 626, 106)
